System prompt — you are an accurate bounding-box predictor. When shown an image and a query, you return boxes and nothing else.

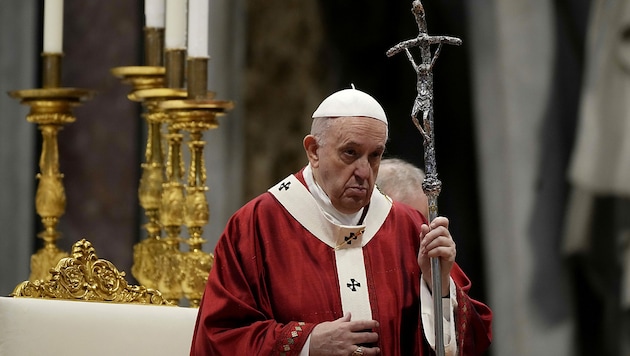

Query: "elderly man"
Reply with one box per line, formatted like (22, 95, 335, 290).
(376, 158, 430, 218)
(190, 88, 492, 355)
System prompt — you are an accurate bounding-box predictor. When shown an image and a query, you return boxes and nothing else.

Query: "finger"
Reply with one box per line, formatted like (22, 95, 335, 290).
(339, 312, 352, 323)
(421, 232, 449, 253)
(350, 345, 380, 356)
(425, 225, 450, 239)
(430, 216, 449, 229)
(351, 329, 379, 346)
(425, 244, 456, 260)
(419, 223, 430, 237)
(424, 233, 454, 248)
(423, 231, 452, 250)
(348, 319, 379, 332)
(422, 240, 454, 258)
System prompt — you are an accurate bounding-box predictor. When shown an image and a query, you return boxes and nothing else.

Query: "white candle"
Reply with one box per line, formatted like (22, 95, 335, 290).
(165, 0, 188, 49)
(145, 0, 166, 28)
(43, 0, 64, 53)
(187, 0, 209, 57)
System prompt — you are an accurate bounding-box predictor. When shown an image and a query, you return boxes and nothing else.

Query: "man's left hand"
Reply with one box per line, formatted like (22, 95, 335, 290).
(418, 216, 456, 297)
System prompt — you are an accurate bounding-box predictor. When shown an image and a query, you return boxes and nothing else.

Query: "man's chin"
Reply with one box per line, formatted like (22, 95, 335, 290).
(336, 197, 369, 214)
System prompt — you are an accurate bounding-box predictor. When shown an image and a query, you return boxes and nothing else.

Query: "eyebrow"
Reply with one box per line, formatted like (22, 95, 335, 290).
(341, 140, 385, 150)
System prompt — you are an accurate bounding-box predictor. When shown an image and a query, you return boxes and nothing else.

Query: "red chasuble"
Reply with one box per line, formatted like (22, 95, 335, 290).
(190, 170, 492, 355)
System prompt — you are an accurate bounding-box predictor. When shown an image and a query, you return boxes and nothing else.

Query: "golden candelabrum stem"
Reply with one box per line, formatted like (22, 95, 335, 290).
(156, 125, 186, 304)
(112, 28, 187, 299)
(112, 54, 190, 305)
(185, 131, 209, 248)
(9, 55, 94, 281)
(31, 122, 69, 282)
(159, 56, 234, 306)
(111, 67, 167, 240)
(183, 130, 213, 308)
(138, 109, 165, 240)
(111, 65, 168, 293)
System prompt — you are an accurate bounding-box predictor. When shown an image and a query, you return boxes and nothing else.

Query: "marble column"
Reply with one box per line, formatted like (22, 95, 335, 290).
(0, 2, 36, 296)
(201, 0, 246, 251)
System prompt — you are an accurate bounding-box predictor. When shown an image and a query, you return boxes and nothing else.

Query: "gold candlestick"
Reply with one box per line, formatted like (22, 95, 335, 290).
(8, 53, 93, 281)
(110, 67, 166, 243)
(160, 56, 234, 306)
(112, 27, 187, 301)
(129, 48, 189, 304)
(130, 87, 188, 304)
(111, 28, 191, 302)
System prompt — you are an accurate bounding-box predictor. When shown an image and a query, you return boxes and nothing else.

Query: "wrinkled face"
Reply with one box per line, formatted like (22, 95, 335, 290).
(305, 116, 388, 214)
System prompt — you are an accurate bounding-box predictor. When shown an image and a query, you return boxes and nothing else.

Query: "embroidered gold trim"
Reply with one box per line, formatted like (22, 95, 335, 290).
(279, 322, 306, 355)
(12, 239, 169, 305)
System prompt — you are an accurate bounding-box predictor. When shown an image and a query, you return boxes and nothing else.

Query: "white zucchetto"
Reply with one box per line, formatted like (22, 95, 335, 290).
(311, 86, 388, 125)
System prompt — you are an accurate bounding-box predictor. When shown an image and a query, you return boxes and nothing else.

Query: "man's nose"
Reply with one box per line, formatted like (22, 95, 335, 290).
(354, 157, 371, 181)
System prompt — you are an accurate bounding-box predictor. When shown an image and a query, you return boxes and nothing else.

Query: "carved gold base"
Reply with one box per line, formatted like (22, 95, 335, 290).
(13, 239, 170, 305)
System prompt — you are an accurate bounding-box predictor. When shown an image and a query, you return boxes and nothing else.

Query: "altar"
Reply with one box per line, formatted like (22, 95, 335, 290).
(0, 296, 198, 356)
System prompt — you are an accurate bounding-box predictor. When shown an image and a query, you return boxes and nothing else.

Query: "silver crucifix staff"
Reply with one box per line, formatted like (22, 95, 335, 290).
(386, 1, 461, 355)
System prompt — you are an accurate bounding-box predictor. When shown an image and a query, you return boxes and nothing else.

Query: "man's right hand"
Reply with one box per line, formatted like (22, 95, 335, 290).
(308, 313, 380, 356)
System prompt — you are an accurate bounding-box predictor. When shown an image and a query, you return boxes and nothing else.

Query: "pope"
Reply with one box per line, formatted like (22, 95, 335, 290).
(190, 87, 493, 356)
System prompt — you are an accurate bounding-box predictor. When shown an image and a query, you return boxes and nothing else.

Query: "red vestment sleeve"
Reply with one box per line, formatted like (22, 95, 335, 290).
(452, 263, 493, 355)
(190, 198, 316, 355)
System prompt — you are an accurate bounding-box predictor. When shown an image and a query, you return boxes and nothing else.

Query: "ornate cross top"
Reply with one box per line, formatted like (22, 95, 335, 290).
(386, 2, 461, 174)
(386, 3, 461, 356)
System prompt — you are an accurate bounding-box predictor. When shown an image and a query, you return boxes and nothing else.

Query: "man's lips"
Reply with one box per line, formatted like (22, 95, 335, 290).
(345, 186, 367, 195)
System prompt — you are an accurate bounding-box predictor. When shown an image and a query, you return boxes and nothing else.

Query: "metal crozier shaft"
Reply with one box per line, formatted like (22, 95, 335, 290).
(386, 1, 461, 355)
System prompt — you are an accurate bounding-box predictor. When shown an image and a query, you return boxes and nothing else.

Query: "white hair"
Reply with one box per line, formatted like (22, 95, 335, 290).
(376, 158, 425, 202)
(310, 117, 389, 148)
(310, 117, 334, 147)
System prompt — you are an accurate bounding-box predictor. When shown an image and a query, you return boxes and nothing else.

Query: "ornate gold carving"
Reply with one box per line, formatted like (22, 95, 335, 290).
(185, 187, 210, 231)
(12, 239, 169, 305)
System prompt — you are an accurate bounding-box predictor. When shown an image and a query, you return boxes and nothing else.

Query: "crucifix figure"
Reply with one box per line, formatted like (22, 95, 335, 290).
(387, 2, 461, 356)
(387, 1, 461, 180)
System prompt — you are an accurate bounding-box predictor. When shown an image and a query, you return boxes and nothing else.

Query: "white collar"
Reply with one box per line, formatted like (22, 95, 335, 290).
(268, 169, 392, 249)
(303, 163, 363, 225)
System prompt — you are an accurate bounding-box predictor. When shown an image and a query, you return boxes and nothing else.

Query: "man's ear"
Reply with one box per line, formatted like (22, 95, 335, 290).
(303, 135, 320, 168)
